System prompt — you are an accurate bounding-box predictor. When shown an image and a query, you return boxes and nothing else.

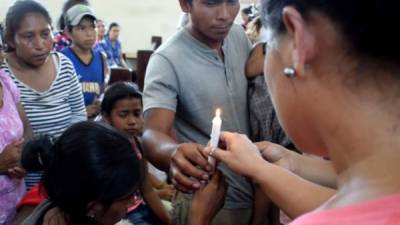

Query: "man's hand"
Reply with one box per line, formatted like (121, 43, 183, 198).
(170, 143, 213, 193)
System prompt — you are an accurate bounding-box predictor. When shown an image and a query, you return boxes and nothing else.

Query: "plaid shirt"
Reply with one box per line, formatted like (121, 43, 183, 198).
(248, 75, 293, 148)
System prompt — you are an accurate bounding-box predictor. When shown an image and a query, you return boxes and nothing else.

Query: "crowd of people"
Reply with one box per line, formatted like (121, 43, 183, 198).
(1, 0, 400, 225)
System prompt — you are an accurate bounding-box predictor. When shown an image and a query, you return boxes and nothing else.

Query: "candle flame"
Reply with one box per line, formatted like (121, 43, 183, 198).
(216, 108, 221, 117)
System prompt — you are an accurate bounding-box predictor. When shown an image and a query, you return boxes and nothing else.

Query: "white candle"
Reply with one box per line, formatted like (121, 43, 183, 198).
(209, 108, 222, 167)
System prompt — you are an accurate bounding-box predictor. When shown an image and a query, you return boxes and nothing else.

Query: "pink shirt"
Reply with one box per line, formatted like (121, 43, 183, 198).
(0, 70, 25, 225)
(290, 193, 400, 225)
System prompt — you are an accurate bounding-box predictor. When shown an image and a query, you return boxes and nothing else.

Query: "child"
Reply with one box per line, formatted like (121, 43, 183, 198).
(101, 82, 170, 225)
(20, 121, 145, 225)
(61, 4, 108, 119)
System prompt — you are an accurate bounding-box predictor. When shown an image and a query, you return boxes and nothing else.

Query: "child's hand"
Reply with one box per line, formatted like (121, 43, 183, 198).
(0, 139, 24, 173)
(191, 170, 227, 225)
(86, 104, 100, 119)
(156, 184, 176, 201)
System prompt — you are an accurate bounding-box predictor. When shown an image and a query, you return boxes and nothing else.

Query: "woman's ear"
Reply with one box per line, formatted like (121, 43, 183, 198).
(178, 0, 191, 13)
(5, 34, 16, 49)
(102, 113, 111, 124)
(281, 6, 316, 78)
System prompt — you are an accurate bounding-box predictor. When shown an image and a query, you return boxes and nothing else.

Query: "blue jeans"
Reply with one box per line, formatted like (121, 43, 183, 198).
(127, 203, 164, 225)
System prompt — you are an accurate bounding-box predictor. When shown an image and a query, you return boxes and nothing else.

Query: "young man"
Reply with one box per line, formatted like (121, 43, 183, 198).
(61, 4, 108, 119)
(143, 0, 271, 224)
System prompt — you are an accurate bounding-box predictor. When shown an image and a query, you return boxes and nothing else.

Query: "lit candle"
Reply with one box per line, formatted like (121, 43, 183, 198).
(209, 108, 222, 167)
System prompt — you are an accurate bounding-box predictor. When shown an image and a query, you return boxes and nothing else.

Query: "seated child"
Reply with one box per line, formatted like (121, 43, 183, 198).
(20, 121, 145, 225)
(101, 82, 170, 225)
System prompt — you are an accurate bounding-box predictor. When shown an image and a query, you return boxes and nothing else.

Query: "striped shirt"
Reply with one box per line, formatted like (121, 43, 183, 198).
(0, 52, 86, 189)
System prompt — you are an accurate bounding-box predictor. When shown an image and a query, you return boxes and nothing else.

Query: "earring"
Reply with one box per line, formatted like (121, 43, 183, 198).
(88, 214, 95, 220)
(283, 67, 296, 77)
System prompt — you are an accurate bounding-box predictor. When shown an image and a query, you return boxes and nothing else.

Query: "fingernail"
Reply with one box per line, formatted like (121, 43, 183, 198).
(192, 183, 200, 188)
(204, 147, 211, 153)
(202, 174, 209, 180)
(206, 165, 212, 172)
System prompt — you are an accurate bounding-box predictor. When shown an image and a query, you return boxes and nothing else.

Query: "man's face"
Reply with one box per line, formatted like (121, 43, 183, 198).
(185, 0, 240, 45)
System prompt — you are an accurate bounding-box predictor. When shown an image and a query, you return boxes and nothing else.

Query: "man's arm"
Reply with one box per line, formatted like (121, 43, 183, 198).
(143, 108, 213, 192)
(142, 108, 177, 171)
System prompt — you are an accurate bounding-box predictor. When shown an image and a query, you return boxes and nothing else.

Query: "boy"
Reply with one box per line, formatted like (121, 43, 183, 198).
(61, 4, 108, 119)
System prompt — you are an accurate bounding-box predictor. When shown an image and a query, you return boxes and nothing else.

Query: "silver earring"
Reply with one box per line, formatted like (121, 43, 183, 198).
(283, 67, 296, 77)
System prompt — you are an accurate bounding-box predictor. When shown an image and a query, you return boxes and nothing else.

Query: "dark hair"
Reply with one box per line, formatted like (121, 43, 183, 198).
(4, 0, 52, 52)
(0, 23, 4, 48)
(58, 0, 90, 30)
(101, 82, 142, 116)
(22, 121, 145, 225)
(261, 0, 400, 63)
(242, 6, 253, 15)
(107, 22, 119, 36)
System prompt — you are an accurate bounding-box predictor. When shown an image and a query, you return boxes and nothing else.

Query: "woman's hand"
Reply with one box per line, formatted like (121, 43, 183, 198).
(255, 141, 296, 172)
(0, 139, 24, 174)
(205, 132, 264, 178)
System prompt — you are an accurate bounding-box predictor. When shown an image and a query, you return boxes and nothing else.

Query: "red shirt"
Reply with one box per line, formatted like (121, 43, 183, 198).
(290, 194, 400, 225)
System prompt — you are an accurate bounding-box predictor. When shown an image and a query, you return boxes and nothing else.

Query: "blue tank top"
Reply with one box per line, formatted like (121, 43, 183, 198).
(61, 47, 104, 106)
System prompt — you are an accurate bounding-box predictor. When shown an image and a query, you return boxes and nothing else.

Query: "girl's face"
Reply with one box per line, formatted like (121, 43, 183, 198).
(11, 12, 53, 68)
(96, 20, 106, 38)
(109, 26, 120, 41)
(106, 98, 144, 137)
(96, 195, 135, 225)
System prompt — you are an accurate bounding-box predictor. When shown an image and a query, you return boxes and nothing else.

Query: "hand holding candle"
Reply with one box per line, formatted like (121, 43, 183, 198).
(209, 108, 222, 167)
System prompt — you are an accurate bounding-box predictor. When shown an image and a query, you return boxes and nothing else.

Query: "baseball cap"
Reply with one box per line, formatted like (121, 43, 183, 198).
(65, 4, 96, 26)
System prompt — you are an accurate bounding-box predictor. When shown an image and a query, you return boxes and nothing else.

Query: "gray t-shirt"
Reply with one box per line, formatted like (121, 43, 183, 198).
(143, 24, 253, 209)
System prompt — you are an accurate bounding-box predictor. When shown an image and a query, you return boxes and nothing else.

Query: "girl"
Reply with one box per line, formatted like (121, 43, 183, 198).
(98, 23, 128, 68)
(20, 121, 145, 225)
(1, 0, 86, 190)
(101, 82, 170, 225)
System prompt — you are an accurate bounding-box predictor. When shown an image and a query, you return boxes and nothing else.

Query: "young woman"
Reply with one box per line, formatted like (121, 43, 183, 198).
(206, 0, 400, 224)
(1, 0, 86, 190)
(98, 23, 128, 68)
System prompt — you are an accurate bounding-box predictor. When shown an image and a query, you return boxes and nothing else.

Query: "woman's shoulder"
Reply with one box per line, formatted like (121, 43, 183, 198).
(20, 200, 53, 225)
(53, 52, 77, 78)
(0, 65, 20, 100)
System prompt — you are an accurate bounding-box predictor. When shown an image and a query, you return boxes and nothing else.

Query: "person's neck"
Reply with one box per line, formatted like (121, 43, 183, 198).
(320, 99, 400, 208)
(71, 45, 92, 56)
(187, 25, 223, 50)
(7, 52, 46, 72)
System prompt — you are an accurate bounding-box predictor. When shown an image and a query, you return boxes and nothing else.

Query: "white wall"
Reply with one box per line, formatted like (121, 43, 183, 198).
(1, 0, 252, 57)
(0, 0, 182, 57)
